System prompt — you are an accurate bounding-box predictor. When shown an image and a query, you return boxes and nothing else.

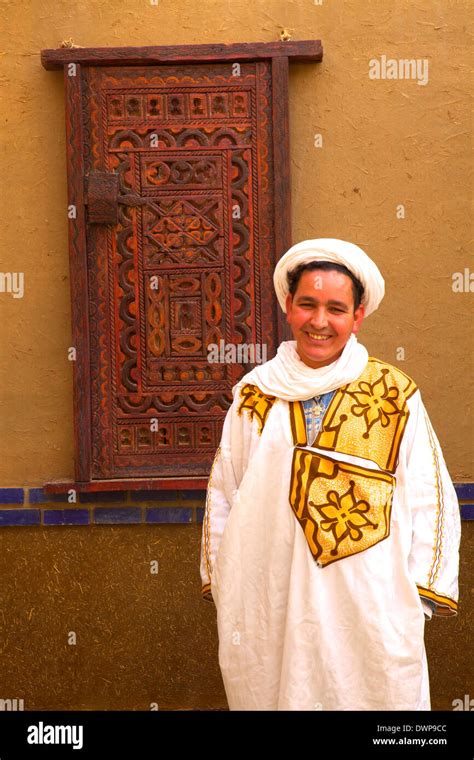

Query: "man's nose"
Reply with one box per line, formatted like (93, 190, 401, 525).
(308, 307, 329, 328)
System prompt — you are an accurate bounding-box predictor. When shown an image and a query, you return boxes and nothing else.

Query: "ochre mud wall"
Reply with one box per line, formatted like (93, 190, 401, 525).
(0, 0, 471, 710)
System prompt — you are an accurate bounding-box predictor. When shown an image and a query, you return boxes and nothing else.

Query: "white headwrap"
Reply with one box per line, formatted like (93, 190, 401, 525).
(273, 238, 385, 317)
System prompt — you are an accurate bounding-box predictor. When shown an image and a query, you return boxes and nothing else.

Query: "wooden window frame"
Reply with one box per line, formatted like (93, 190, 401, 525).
(41, 41, 323, 494)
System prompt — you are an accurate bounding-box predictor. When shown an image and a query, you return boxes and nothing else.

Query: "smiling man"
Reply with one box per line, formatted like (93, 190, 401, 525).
(200, 238, 461, 711)
(285, 263, 365, 368)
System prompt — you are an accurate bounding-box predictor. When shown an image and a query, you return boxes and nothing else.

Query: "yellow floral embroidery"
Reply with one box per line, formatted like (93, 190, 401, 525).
(312, 359, 418, 473)
(347, 373, 401, 438)
(289, 448, 394, 567)
(311, 481, 379, 557)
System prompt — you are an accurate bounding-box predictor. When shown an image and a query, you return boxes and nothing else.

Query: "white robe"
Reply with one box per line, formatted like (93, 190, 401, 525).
(200, 351, 461, 711)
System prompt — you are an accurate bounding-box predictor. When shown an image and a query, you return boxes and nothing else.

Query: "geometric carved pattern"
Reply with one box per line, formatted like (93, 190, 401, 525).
(143, 196, 223, 266)
(147, 271, 223, 359)
(107, 89, 251, 122)
(84, 62, 278, 478)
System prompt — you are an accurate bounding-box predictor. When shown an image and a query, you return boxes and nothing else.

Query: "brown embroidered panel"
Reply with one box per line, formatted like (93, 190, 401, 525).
(289, 448, 395, 567)
(311, 359, 418, 473)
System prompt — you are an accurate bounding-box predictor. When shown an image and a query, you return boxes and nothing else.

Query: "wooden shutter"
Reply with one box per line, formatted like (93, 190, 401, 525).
(41, 42, 323, 491)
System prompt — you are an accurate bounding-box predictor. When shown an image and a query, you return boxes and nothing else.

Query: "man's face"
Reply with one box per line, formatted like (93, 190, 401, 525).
(285, 269, 365, 369)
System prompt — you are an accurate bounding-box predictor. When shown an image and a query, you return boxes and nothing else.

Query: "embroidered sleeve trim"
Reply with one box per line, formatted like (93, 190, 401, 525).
(201, 583, 214, 603)
(202, 445, 221, 584)
(417, 585, 458, 617)
(423, 407, 445, 589)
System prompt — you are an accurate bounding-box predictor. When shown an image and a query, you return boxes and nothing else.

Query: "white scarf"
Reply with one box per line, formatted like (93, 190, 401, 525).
(233, 333, 368, 401)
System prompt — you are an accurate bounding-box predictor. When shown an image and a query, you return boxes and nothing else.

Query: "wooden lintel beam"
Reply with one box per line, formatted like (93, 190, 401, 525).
(41, 40, 323, 70)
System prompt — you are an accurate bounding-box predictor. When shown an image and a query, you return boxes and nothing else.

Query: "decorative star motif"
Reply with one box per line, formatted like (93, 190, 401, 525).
(347, 371, 400, 438)
(309, 480, 378, 556)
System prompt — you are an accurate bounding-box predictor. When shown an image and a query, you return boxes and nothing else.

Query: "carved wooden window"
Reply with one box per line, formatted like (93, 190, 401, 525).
(41, 42, 322, 492)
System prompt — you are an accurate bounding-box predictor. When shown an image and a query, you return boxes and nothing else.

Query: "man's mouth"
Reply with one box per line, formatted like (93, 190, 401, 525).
(305, 331, 332, 342)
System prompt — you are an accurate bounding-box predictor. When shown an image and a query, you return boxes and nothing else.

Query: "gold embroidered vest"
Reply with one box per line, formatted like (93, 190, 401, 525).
(237, 358, 418, 568)
(288, 358, 417, 567)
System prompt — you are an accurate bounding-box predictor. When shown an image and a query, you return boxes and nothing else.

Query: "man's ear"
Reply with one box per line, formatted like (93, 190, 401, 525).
(352, 304, 365, 334)
(285, 292, 293, 321)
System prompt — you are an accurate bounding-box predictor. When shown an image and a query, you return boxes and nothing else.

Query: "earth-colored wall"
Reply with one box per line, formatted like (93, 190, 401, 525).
(0, 0, 471, 710)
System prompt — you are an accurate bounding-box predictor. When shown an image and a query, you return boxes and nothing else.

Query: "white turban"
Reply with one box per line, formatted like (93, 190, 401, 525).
(273, 238, 385, 317)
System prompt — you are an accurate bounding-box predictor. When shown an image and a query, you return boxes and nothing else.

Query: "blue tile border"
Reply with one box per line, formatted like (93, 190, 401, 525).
(460, 504, 474, 521)
(146, 508, 193, 524)
(0, 488, 24, 505)
(0, 485, 471, 524)
(181, 489, 207, 500)
(80, 491, 128, 504)
(455, 484, 474, 501)
(0, 509, 40, 526)
(93, 507, 142, 524)
(43, 509, 90, 526)
(29, 488, 70, 504)
(134, 490, 178, 501)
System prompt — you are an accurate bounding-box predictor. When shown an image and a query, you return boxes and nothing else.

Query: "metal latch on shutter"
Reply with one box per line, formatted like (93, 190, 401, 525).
(85, 171, 147, 225)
